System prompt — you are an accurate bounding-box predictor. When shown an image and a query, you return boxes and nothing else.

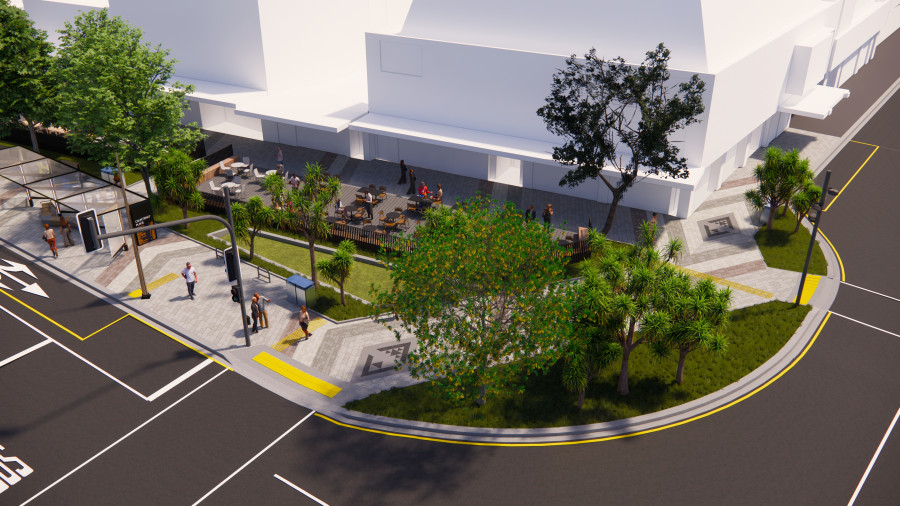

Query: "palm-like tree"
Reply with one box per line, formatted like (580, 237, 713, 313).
(318, 240, 357, 305)
(745, 147, 813, 230)
(790, 180, 822, 233)
(231, 196, 274, 260)
(261, 172, 286, 208)
(153, 149, 206, 226)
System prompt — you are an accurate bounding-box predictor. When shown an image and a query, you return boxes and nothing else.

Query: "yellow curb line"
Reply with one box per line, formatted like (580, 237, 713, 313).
(818, 229, 844, 281)
(128, 272, 179, 298)
(672, 265, 774, 299)
(823, 143, 878, 212)
(314, 313, 833, 446)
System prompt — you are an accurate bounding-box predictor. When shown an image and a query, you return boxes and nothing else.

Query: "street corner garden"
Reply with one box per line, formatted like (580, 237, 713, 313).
(344, 198, 814, 428)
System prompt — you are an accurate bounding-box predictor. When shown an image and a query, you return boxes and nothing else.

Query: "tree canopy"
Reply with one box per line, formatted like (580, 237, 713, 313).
(50, 9, 202, 198)
(232, 195, 274, 261)
(744, 147, 813, 230)
(372, 196, 572, 405)
(152, 148, 206, 224)
(318, 240, 357, 306)
(0, 0, 55, 152)
(538, 44, 706, 234)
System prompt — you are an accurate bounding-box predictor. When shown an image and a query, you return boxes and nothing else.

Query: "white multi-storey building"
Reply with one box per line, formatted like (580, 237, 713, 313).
(21, 0, 900, 217)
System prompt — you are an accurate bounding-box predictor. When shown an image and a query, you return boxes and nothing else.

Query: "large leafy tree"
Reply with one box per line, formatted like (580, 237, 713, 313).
(231, 196, 273, 260)
(0, 0, 55, 152)
(744, 147, 813, 230)
(538, 44, 706, 235)
(275, 162, 340, 287)
(152, 148, 206, 225)
(646, 277, 731, 385)
(372, 196, 572, 406)
(318, 240, 357, 306)
(572, 223, 684, 396)
(50, 9, 203, 199)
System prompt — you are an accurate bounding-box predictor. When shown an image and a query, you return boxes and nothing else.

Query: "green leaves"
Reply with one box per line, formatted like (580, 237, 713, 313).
(318, 240, 357, 306)
(745, 147, 814, 230)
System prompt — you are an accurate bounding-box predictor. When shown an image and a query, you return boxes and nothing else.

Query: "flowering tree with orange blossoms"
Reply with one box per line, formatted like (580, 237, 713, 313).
(372, 196, 573, 406)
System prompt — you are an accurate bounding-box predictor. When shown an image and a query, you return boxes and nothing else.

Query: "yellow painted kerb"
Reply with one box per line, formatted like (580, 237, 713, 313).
(316, 313, 833, 446)
(253, 351, 341, 398)
(128, 272, 179, 298)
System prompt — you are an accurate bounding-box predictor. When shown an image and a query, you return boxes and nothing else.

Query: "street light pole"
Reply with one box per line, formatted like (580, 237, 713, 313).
(795, 170, 832, 307)
(116, 153, 150, 299)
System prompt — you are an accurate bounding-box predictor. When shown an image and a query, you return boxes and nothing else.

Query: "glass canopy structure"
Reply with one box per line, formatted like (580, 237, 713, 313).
(0, 145, 146, 218)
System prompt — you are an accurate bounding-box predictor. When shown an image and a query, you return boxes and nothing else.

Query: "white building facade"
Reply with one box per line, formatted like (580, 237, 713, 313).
(21, 0, 900, 217)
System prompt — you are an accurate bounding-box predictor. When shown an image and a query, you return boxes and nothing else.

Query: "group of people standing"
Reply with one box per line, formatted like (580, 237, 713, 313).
(42, 217, 75, 258)
(524, 203, 554, 225)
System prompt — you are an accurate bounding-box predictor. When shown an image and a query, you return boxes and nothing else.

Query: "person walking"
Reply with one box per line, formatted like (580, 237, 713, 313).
(364, 189, 374, 219)
(275, 146, 284, 171)
(254, 292, 271, 329)
(181, 261, 198, 300)
(250, 295, 260, 334)
(60, 217, 75, 247)
(299, 305, 311, 339)
(542, 204, 553, 225)
(398, 160, 408, 185)
(525, 204, 536, 222)
(42, 224, 58, 258)
(406, 168, 417, 195)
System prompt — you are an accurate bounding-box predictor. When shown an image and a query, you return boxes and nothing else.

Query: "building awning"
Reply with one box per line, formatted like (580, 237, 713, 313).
(350, 113, 558, 165)
(173, 76, 268, 110)
(778, 85, 850, 120)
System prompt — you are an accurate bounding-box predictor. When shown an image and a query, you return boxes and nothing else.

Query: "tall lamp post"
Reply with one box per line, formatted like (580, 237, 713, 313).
(794, 170, 838, 307)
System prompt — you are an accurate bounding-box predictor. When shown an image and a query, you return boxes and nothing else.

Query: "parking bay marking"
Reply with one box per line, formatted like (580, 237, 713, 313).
(0, 303, 217, 402)
(0, 340, 52, 369)
(848, 406, 900, 505)
(830, 311, 900, 339)
(274, 474, 329, 505)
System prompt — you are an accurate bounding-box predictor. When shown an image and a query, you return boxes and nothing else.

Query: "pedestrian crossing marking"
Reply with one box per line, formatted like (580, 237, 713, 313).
(253, 351, 341, 398)
(673, 265, 774, 299)
(128, 272, 179, 298)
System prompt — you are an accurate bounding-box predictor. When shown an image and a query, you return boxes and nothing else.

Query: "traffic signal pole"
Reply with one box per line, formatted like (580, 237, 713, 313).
(116, 154, 150, 299)
(93, 209, 252, 347)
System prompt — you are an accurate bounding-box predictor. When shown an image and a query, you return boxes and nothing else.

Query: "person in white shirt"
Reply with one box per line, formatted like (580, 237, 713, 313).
(181, 262, 198, 300)
(364, 189, 374, 219)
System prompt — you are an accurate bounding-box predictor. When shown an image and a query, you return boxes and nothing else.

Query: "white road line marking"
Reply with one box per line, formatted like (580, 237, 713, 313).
(0, 339, 51, 368)
(830, 311, 900, 339)
(146, 359, 215, 402)
(20, 368, 228, 505)
(192, 411, 317, 505)
(0, 304, 149, 401)
(840, 282, 900, 304)
(274, 474, 329, 505)
(848, 406, 900, 505)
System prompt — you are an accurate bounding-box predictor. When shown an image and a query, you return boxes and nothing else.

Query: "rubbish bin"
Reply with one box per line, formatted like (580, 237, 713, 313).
(286, 274, 316, 307)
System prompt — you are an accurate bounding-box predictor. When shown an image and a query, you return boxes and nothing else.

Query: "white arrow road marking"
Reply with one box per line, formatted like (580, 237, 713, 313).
(0, 260, 48, 298)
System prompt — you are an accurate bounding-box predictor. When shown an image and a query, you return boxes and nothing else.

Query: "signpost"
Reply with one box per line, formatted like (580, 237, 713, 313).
(129, 200, 156, 246)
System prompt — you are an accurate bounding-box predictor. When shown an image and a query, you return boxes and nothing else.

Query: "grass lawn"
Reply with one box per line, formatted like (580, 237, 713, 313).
(153, 202, 388, 320)
(345, 301, 811, 428)
(0, 138, 143, 185)
(755, 208, 827, 275)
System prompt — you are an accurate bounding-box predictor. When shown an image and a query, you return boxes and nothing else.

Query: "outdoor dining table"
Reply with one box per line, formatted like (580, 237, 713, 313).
(231, 162, 248, 178)
(386, 211, 401, 220)
(221, 181, 241, 195)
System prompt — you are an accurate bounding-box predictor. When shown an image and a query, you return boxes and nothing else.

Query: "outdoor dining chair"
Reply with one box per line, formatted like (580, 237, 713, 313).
(254, 166, 265, 180)
(209, 180, 222, 196)
(242, 156, 250, 166)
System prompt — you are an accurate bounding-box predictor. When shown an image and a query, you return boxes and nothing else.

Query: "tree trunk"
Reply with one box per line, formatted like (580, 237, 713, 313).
(793, 214, 803, 233)
(617, 346, 632, 395)
(181, 205, 190, 228)
(307, 235, 319, 287)
(781, 203, 789, 216)
(577, 388, 586, 410)
(339, 281, 346, 306)
(477, 383, 487, 406)
(601, 191, 624, 235)
(249, 232, 257, 260)
(25, 117, 40, 154)
(766, 202, 777, 230)
(140, 163, 154, 207)
(676, 349, 689, 385)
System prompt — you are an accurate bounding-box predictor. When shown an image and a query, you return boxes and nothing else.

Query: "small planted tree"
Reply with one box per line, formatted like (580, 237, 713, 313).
(538, 44, 706, 234)
(745, 147, 812, 230)
(646, 277, 731, 384)
(372, 196, 572, 406)
(789, 179, 822, 233)
(318, 240, 357, 306)
(231, 196, 274, 260)
(152, 149, 206, 224)
(261, 172, 286, 208)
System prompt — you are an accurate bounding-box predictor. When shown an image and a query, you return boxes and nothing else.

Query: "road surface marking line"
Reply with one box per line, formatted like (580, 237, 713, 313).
(793, 275, 821, 305)
(840, 282, 900, 304)
(823, 144, 879, 213)
(146, 359, 215, 402)
(192, 411, 316, 505)
(21, 368, 227, 506)
(0, 303, 149, 401)
(0, 339, 52, 368)
(126, 313, 232, 371)
(848, 406, 900, 505)
(830, 311, 900, 339)
(81, 314, 130, 340)
(253, 351, 341, 398)
(128, 272, 179, 298)
(0, 288, 83, 340)
(274, 474, 329, 505)
(818, 229, 844, 281)
(672, 265, 773, 299)
(315, 313, 834, 446)
(849, 140, 879, 148)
